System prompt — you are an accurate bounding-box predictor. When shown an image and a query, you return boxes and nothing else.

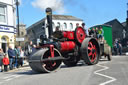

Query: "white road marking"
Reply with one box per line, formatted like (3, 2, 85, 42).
(4, 78, 13, 81)
(94, 64, 117, 85)
(0, 82, 3, 84)
(3, 75, 23, 82)
(3, 75, 17, 79)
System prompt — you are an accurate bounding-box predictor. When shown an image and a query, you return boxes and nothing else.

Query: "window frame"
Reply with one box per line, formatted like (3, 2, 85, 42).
(63, 23, 67, 29)
(70, 23, 73, 29)
(0, 5, 7, 24)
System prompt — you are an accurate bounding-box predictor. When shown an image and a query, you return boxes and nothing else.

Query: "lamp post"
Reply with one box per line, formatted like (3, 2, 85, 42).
(16, 0, 20, 46)
(126, 3, 128, 27)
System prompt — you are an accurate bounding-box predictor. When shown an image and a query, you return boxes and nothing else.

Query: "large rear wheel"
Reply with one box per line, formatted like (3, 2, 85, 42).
(81, 38, 100, 65)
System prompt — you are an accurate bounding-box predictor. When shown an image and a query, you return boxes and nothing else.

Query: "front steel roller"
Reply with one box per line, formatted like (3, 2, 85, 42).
(81, 38, 100, 65)
(29, 48, 62, 73)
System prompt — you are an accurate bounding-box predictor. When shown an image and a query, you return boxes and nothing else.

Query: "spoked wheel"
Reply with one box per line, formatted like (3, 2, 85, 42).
(81, 38, 100, 65)
(29, 48, 62, 73)
(42, 49, 62, 72)
(74, 27, 86, 45)
(63, 55, 79, 67)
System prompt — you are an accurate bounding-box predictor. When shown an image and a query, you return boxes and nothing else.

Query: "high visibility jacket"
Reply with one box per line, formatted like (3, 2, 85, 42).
(2, 57, 9, 65)
(98, 29, 104, 35)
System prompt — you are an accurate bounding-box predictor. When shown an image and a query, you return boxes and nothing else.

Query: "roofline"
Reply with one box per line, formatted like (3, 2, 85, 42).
(104, 19, 125, 28)
(27, 18, 46, 30)
(52, 15, 83, 21)
(27, 15, 83, 30)
(89, 24, 112, 29)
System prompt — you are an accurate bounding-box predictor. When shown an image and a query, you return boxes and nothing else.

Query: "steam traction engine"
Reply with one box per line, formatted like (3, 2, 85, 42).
(28, 8, 100, 73)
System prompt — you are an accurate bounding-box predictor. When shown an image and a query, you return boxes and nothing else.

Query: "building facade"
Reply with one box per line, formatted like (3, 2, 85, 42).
(15, 23, 26, 48)
(27, 15, 83, 44)
(0, 0, 16, 53)
(104, 19, 124, 43)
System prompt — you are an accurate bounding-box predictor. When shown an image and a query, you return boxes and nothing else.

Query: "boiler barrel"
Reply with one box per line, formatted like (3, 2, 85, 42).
(60, 41, 76, 52)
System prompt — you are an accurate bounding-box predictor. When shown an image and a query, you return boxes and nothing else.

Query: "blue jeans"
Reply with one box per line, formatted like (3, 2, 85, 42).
(14, 58, 18, 68)
(98, 34, 103, 39)
(9, 58, 14, 70)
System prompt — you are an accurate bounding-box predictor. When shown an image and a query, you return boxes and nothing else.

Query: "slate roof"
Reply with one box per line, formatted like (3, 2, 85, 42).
(122, 22, 126, 27)
(52, 15, 83, 21)
(104, 19, 124, 27)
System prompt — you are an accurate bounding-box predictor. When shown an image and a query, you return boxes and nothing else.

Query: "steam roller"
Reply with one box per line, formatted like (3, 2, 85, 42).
(28, 8, 100, 73)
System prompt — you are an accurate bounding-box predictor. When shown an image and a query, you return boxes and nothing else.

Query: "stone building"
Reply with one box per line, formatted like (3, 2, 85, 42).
(122, 22, 128, 40)
(0, 0, 16, 53)
(15, 23, 27, 48)
(104, 19, 124, 43)
(27, 15, 83, 44)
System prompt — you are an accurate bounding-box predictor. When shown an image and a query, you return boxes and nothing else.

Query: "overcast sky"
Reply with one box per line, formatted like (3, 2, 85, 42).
(18, 0, 128, 28)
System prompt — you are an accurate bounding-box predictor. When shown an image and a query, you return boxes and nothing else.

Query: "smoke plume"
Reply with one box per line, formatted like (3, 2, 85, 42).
(32, 0, 66, 14)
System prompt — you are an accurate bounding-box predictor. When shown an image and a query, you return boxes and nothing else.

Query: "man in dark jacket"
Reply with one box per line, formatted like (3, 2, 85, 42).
(8, 46, 15, 70)
(25, 41, 33, 56)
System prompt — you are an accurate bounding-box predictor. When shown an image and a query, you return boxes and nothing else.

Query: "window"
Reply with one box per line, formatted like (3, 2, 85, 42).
(52, 22, 55, 28)
(1, 37, 7, 43)
(21, 32, 24, 36)
(0, 5, 6, 23)
(57, 22, 60, 28)
(70, 23, 73, 29)
(63, 23, 67, 29)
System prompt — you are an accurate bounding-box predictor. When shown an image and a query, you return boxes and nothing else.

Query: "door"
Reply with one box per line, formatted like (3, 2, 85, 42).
(1, 37, 7, 53)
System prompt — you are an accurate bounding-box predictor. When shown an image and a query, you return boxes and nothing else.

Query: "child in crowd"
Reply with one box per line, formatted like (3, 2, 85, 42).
(0, 48, 4, 72)
(2, 54, 9, 72)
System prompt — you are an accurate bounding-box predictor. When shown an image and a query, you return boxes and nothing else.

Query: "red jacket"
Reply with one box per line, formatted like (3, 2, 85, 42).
(3, 57, 9, 65)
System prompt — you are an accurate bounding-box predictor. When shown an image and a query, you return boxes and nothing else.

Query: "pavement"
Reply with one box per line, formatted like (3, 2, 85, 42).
(7, 60, 29, 72)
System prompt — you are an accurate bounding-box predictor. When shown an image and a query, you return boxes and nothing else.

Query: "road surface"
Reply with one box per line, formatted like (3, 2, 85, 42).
(0, 55, 128, 85)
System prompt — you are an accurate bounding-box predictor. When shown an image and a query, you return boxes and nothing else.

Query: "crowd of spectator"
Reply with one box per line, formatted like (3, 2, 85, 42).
(0, 45, 25, 72)
(88, 27, 104, 42)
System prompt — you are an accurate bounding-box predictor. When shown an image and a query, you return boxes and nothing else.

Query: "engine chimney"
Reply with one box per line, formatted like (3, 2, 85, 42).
(46, 8, 53, 39)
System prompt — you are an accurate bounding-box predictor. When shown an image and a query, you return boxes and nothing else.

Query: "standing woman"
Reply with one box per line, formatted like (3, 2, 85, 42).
(19, 48, 24, 66)
(0, 49, 4, 72)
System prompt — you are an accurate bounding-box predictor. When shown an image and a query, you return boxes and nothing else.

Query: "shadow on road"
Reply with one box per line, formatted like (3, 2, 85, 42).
(14, 61, 91, 75)
(15, 70, 44, 75)
(14, 60, 107, 75)
(61, 62, 88, 68)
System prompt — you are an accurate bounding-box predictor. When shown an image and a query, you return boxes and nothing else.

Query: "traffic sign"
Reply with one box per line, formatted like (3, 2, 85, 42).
(16, 38, 24, 41)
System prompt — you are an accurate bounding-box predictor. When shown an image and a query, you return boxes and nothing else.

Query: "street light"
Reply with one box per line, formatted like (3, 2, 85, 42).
(16, 0, 20, 46)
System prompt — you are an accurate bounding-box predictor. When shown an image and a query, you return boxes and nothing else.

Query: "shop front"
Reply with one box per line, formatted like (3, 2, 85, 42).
(0, 25, 15, 53)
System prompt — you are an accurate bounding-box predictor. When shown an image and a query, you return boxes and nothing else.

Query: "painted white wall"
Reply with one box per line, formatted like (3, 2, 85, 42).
(0, 0, 16, 27)
(53, 20, 83, 31)
(45, 19, 83, 38)
(0, 0, 16, 50)
(0, 0, 14, 5)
